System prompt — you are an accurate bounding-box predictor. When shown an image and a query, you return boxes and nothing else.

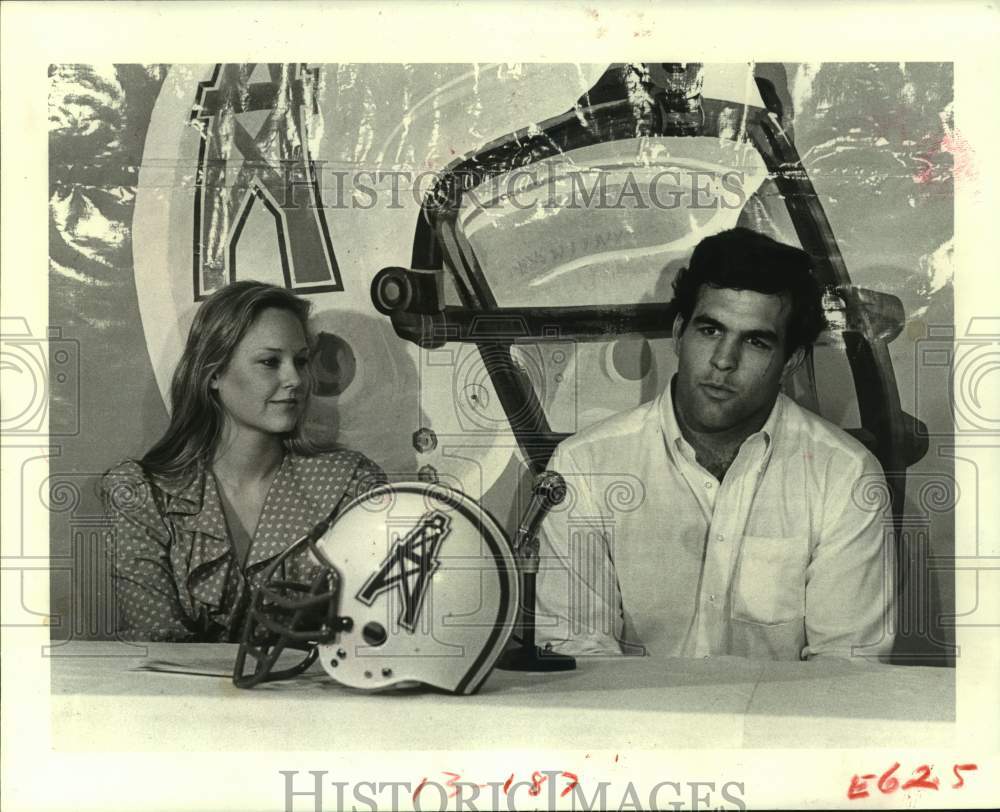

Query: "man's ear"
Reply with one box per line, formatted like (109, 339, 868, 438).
(781, 345, 807, 381)
(671, 313, 685, 356)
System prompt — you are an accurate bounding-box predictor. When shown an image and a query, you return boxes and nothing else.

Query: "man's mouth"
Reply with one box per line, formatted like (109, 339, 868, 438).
(699, 382, 737, 400)
(270, 399, 300, 406)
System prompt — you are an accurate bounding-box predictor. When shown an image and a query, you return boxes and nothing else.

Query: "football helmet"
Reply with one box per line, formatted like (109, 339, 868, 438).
(233, 482, 519, 694)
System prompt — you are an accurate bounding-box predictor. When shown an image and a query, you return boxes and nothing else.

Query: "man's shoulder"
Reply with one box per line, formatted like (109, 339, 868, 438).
(778, 395, 882, 473)
(556, 399, 661, 461)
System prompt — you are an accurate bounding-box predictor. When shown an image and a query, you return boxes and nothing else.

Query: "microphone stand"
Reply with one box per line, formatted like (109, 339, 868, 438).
(497, 471, 576, 672)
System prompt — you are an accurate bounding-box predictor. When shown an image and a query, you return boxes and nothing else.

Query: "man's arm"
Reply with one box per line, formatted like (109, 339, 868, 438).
(534, 446, 625, 655)
(803, 451, 896, 662)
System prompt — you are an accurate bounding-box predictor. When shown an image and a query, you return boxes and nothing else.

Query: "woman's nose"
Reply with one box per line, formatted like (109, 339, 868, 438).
(281, 361, 302, 390)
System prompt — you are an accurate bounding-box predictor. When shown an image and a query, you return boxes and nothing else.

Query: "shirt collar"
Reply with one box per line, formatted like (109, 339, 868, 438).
(160, 463, 229, 540)
(153, 452, 361, 570)
(153, 461, 209, 516)
(658, 377, 688, 463)
(152, 460, 244, 543)
(658, 376, 784, 468)
(244, 454, 320, 569)
(233, 453, 343, 570)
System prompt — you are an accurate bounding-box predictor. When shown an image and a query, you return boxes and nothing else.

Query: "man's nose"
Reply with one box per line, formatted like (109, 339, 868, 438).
(710, 338, 739, 370)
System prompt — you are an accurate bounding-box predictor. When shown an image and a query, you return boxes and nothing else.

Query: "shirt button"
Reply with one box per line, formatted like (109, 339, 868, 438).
(715, 533, 725, 542)
(708, 594, 716, 603)
(704, 481, 713, 489)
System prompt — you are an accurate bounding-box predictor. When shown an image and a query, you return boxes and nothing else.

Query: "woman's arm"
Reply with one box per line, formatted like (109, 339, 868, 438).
(102, 463, 198, 642)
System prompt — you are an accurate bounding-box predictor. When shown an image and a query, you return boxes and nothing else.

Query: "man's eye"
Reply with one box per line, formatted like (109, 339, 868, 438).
(748, 338, 771, 350)
(698, 325, 719, 336)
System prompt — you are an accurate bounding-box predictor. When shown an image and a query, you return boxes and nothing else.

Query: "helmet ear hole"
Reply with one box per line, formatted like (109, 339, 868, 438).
(362, 621, 388, 647)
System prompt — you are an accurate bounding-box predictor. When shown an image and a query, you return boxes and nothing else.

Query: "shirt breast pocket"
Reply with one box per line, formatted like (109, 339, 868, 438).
(732, 535, 809, 626)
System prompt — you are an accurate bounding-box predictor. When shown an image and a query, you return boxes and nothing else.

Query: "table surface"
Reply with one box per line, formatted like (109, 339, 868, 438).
(48, 641, 955, 751)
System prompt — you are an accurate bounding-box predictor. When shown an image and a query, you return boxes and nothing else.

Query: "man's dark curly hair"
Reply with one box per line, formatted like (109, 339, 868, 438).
(669, 227, 827, 357)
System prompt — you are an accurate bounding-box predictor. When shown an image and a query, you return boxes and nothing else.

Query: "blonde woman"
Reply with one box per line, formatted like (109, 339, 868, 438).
(103, 281, 384, 641)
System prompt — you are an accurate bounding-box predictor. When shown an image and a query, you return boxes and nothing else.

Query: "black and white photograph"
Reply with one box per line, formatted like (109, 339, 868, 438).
(2, 3, 998, 810)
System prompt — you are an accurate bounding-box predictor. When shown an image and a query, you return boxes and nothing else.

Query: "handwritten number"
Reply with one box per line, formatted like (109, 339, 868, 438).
(502, 774, 514, 794)
(528, 771, 548, 797)
(851, 763, 976, 799)
(413, 778, 428, 801)
(560, 772, 580, 798)
(902, 764, 939, 791)
(443, 771, 461, 799)
(952, 763, 978, 789)
(877, 762, 900, 794)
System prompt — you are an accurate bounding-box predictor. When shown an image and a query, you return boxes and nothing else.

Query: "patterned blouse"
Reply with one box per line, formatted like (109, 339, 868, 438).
(102, 448, 385, 642)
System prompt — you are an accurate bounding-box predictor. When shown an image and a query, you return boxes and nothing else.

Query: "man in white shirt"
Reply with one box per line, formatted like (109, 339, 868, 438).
(536, 227, 895, 662)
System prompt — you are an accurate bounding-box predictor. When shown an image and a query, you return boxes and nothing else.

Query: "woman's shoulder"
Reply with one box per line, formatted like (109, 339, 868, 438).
(291, 447, 383, 478)
(289, 448, 387, 498)
(101, 459, 162, 517)
(102, 459, 150, 491)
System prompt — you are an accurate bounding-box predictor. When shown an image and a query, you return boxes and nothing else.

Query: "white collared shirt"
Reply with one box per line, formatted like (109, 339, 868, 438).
(535, 384, 895, 661)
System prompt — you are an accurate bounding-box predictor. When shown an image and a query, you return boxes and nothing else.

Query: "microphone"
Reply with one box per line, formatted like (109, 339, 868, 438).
(497, 470, 576, 673)
(511, 471, 567, 563)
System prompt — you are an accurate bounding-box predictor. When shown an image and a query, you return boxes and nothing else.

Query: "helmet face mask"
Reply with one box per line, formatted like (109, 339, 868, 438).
(232, 536, 347, 689)
(234, 483, 519, 694)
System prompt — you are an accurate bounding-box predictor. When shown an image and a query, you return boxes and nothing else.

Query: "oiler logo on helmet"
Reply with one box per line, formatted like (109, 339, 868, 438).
(356, 511, 451, 632)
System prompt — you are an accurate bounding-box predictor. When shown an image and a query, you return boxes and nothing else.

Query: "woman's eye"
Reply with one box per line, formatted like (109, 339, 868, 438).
(294, 356, 309, 369)
(259, 358, 279, 367)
